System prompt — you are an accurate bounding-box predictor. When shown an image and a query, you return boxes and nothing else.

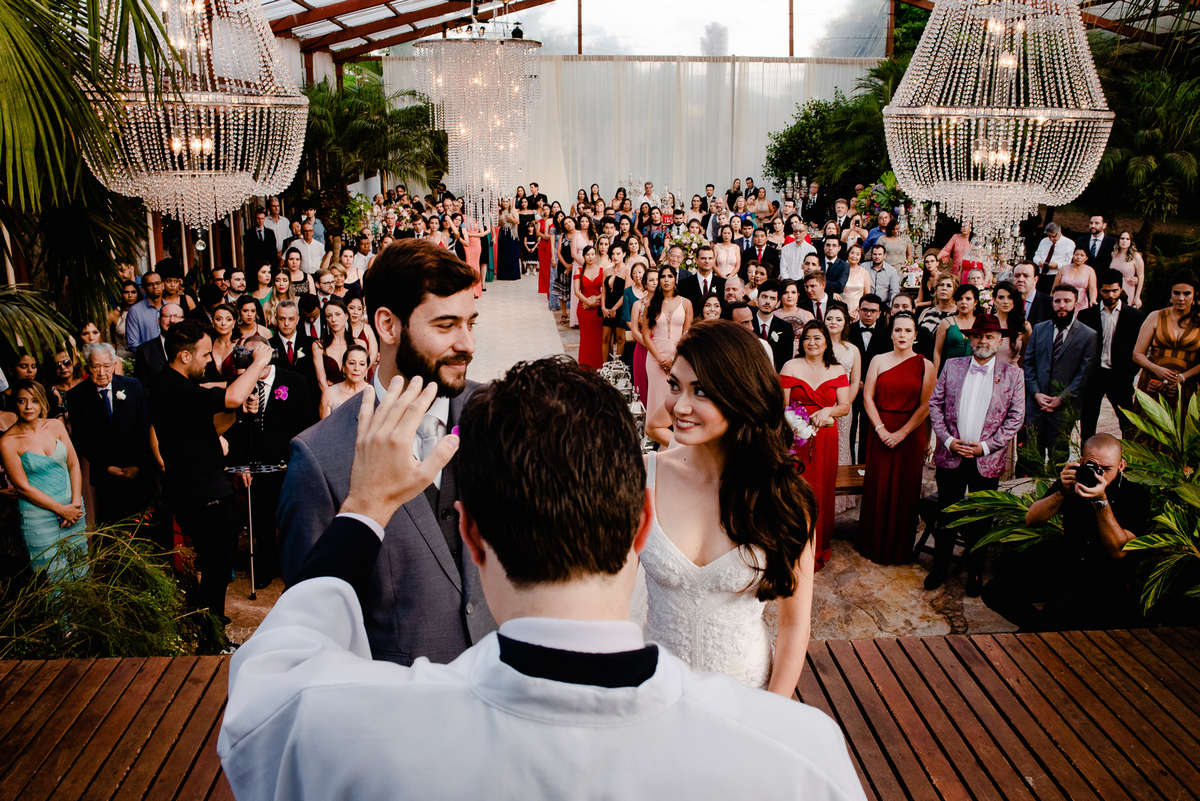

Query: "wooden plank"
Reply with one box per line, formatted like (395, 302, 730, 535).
(836, 464, 865, 496)
(8, 659, 144, 801)
(970, 635, 1143, 801)
(144, 658, 230, 801)
(109, 656, 222, 800)
(1059, 631, 1200, 771)
(1016, 633, 1192, 799)
(875, 638, 1023, 801)
(207, 774, 236, 801)
(0, 661, 47, 721)
(0, 659, 97, 777)
(904, 638, 1068, 801)
(51, 658, 171, 800)
(1084, 630, 1200, 737)
(808, 643, 908, 801)
(1149, 627, 1200, 671)
(83, 657, 208, 801)
(852, 639, 974, 801)
(798, 650, 878, 801)
(1122, 629, 1200, 689)
(941, 636, 1106, 801)
(827, 639, 939, 800)
(174, 705, 227, 801)
(0, 661, 64, 742)
(0, 661, 20, 687)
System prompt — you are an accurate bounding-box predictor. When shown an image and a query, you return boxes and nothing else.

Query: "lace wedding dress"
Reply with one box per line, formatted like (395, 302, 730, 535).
(636, 453, 773, 689)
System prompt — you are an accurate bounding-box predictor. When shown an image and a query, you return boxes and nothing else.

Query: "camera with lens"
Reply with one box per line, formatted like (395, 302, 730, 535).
(232, 342, 278, 371)
(1074, 460, 1105, 489)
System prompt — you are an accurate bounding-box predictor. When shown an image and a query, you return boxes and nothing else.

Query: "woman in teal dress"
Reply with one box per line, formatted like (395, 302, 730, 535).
(0, 380, 87, 580)
(933, 284, 978, 374)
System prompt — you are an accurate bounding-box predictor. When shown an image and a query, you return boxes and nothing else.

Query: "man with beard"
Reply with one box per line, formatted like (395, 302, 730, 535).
(277, 239, 496, 665)
(1023, 285, 1097, 469)
(926, 314, 1025, 594)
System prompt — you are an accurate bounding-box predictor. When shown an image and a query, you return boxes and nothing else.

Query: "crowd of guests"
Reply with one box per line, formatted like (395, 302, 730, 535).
(0, 177, 1190, 635)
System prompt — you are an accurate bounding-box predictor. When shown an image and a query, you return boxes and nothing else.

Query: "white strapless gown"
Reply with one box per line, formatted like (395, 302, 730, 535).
(635, 453, 773, 689)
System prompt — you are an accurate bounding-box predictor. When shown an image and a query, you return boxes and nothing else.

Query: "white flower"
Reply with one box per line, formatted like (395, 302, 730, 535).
(784, 408, 817, 440)
(295, 349, 306, 360)
(115, 389, 126, 401)
(770, 331, 780, 343)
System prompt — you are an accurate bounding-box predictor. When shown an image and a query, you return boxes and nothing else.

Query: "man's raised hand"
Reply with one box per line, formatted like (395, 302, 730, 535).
(340, 376, 459, 527)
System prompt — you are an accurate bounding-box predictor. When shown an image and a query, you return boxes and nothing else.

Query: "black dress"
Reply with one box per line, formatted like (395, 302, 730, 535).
(497, 224, 521, 281)
(602, 276, 626, 329)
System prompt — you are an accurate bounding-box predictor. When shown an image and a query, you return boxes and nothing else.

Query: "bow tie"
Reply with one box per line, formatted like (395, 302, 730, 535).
(968, 362, 990, 375)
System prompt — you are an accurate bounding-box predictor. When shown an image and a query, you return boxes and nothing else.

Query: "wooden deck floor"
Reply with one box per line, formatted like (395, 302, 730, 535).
(1, 629, 1197, 800)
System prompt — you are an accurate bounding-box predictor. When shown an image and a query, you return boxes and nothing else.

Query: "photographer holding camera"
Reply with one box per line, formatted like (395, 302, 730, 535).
(1021, 433, 1148, 627)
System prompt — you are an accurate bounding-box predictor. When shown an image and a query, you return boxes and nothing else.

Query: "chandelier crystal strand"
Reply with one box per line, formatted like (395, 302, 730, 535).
(883, 0, 1113, 246)
(414, 36, 541, 228)
(85, 0, 308, 228)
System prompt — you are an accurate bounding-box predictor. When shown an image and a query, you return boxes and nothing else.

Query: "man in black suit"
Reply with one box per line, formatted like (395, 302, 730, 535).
(1078, 270, 1144, 441)
(818, 236, 850, 295)
(677, 245, 725, 317)
(527, 182, 548, 210)
(832, 197, 852, 231)
(1075, 215, 1116, 274)
(752, 280, 794, 371)
(743, 177, 757, 199)
(269, 299, 318, 416)
(800, 183, 824, 226)
(741, 228, 779, 281)
(244, 209, 279, 272)
(134, 302, 184, 391)
(799, 264, 832, 319)
(66, 343, 152, 525)
(1013, 262, 1053, 326)
(226, 335, 316, 588)
(297, 293, 325, 341)
(848, 294, 891, 460)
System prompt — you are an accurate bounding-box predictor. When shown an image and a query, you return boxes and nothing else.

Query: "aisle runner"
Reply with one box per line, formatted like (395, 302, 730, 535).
(467, 276, 564, 382)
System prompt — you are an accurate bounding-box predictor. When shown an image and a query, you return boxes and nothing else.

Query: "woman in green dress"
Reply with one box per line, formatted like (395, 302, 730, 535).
(933, 284, 978, 374)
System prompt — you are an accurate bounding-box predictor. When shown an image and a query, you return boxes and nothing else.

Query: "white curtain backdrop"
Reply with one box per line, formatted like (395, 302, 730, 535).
(384, 55, 878, 205)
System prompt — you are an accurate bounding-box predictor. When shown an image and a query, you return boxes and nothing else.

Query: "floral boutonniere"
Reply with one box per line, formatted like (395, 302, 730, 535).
(274, 386, 289, 401)
(115, 389, 127, 401)
(295, 349, 306, 360)
(770, 331, 780, 343)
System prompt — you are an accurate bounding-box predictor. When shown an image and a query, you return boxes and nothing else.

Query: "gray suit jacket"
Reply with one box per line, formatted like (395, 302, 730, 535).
(277, 381, 495, 665)
(1023, 319, 1097, 424)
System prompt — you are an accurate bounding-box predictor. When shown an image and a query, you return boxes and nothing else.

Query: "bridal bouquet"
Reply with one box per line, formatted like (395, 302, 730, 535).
(784, 402, 817, 457)
(664, 230, 706, 272)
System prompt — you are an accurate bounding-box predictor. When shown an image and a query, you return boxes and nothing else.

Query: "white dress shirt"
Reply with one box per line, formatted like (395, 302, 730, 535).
(1099, 301, 1121, 369)
(501, 617, 644, 654)
(295, 237, 326, 275)
(756, 312, 775, 340)
(263, 215, 291, 250)
(373, 373, 450, 488)
(1032, 236, 1072, 274)
(779, 240, 816, 281)
(809, 293, 830, 320)
(951, 356, 995, 456)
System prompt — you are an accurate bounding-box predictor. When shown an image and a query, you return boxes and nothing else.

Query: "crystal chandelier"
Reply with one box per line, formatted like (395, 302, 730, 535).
(85, 0, 308, 228)
(883, 0, 1114, 239)
(414, 27, 540, 226)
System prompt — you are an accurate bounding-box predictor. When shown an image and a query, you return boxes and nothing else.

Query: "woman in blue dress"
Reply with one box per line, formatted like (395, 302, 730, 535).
(0, 380, 87, 580)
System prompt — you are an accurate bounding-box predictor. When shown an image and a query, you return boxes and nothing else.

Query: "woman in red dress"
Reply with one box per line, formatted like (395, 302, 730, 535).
(779, 320, 851, 570)
(573, 245, 605, 368)
(536, 208, 554, 295)
(859, 312, 935, 564)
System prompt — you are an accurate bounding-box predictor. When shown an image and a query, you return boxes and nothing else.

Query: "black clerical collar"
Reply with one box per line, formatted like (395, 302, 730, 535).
(497, 634, 658, 688)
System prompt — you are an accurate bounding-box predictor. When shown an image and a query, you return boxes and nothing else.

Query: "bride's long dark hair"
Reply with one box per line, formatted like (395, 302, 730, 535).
(673, 320, 816, 600)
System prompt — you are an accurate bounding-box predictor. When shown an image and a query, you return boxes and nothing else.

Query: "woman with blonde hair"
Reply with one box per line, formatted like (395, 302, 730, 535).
(1110, 230, 1144, 307)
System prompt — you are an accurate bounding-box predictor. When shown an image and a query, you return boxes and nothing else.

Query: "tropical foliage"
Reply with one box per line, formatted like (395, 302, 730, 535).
(944, 390, 1200, 615)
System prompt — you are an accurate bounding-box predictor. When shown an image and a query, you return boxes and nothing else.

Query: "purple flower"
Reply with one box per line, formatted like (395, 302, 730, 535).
(274, 386, 289, 401)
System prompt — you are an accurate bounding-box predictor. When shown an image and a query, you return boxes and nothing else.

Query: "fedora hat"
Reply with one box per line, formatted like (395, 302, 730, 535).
(962, 313, 1004, 336)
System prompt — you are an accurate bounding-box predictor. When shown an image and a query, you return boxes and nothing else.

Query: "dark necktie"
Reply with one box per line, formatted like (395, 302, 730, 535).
(258, 228, 264, 241)
(702, 277, 709, 296)
(815, 300, 822, 319)
(757, 247, 763, 262)
(287, 340, 295, 363)
(1052, 327, 1066, 364)
(1091, 237, 1100, 258)
(100, 388, 112, 419)
(761, 322, 768, 339)
(1045, 239, 1057, 266)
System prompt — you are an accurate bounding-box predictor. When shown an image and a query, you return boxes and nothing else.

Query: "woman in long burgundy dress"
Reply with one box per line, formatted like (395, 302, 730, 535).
(859, 312, 936, 564)
(573, 245, 605, 369)
(779, 321, 851, 570)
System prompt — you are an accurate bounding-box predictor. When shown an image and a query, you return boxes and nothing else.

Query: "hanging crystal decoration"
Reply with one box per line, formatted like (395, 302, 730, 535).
(414, 29, 540, 227)
(883, 0, 1113, 240)
(85, 0, 308, 228)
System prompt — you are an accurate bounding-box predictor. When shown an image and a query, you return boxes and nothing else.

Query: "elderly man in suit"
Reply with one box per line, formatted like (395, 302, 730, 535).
(1024, 285, 1098, 469)
(220, 360, 867, 801)
(1078, 269, 1144, 440)
(278, 239, 495, 666)
(66, 343, 152, 525)
(927, 314, 1026, 593)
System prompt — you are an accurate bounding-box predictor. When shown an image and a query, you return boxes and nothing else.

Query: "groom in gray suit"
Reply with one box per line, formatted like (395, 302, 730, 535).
(278, 239, 496, 664)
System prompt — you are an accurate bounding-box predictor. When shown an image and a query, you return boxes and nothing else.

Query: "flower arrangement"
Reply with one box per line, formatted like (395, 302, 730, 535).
(784, 401, 817, 457)
(900, 265, 924, 290)
(664, 230, 706, 273)
(854, 171, 910, 230)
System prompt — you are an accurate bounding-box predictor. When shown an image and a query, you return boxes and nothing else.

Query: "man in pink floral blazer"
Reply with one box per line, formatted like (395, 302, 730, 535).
(926, 314, 1025, 594)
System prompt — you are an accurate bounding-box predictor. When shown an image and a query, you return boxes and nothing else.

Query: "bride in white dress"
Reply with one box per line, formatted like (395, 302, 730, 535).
(638, 320, 818, 695)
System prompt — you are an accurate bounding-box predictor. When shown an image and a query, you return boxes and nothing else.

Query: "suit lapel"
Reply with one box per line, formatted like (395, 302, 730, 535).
(944, 359, 967, 438)
(981, 361, 1009, 434)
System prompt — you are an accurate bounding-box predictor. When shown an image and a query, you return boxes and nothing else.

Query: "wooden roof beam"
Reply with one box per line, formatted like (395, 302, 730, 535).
(301, 1, 495, 51)
(271, 0, 467, 34)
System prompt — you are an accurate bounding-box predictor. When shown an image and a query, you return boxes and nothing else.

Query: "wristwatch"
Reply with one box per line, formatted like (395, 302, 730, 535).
(1091, 498, 1109, 509)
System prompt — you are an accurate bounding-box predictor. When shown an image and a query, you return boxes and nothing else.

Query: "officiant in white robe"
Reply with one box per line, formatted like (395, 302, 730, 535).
(218, 367, 866, 801)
